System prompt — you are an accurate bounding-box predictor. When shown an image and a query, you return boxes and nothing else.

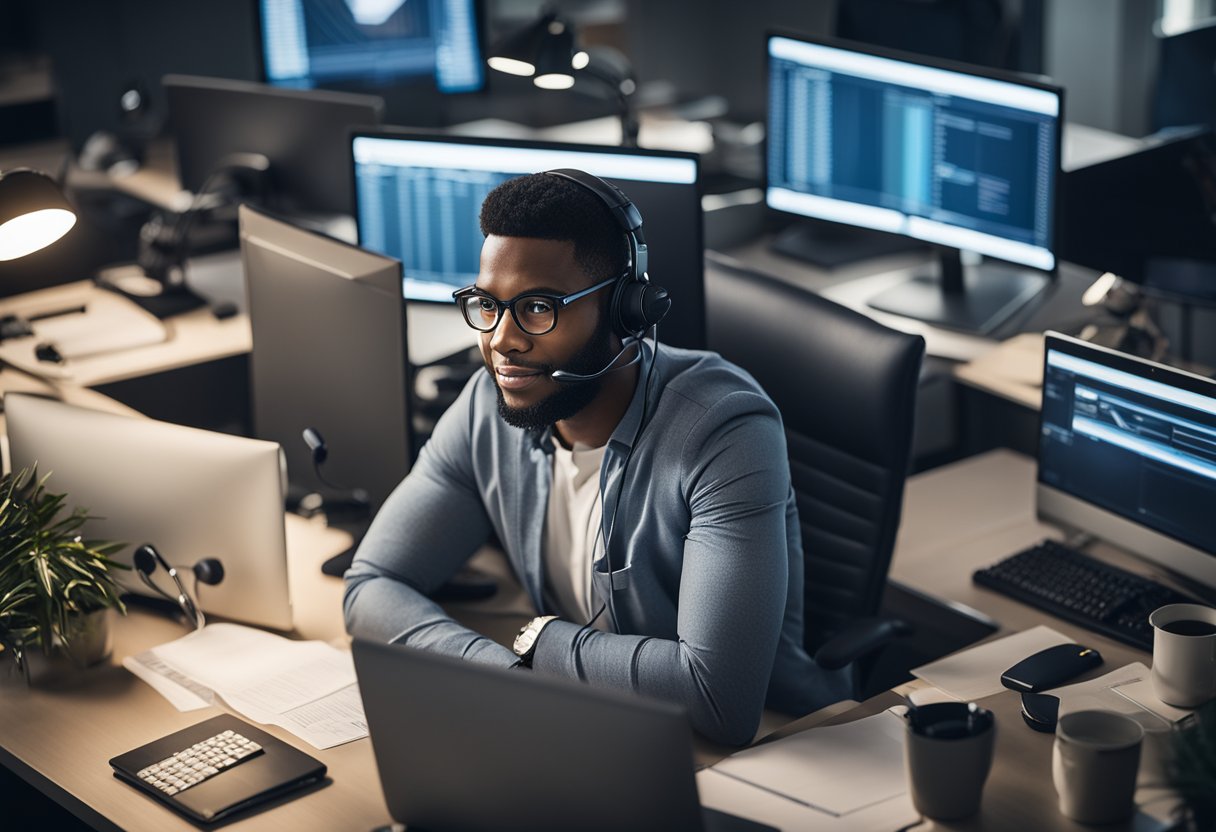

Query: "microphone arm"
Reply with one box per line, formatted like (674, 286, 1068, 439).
(550, 336, 642, 383)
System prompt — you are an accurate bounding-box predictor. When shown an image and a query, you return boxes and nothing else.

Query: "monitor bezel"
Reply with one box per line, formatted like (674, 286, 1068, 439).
(348, 126, 704, 306)
(253, 0, 487, 95)
(763, 29, 1065, 274)
(1037, 332, 1216, 591)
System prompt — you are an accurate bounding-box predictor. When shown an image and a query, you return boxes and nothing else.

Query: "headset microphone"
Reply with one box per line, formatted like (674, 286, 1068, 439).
(549, 335, 642, 383)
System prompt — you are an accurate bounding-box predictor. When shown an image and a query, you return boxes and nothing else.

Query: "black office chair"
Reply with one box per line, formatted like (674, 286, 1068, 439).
(706, 255, 926, 696)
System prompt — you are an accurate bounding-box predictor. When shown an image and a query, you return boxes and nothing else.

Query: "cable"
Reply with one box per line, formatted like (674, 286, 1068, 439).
(599, 324, 660, 633)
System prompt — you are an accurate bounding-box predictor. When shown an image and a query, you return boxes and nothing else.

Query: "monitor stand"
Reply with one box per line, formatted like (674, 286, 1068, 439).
(866, 248, 1051, 335)
(770, 219, 926, 269)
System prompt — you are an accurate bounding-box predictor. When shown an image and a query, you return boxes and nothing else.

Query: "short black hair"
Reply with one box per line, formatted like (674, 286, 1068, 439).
(479, 172, 627, 282)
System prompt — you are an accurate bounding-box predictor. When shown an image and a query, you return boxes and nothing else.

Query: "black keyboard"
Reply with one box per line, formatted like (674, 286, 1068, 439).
(973, 539, 1194, 651)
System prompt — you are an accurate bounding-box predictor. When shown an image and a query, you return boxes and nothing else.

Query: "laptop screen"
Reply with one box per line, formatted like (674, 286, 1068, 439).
(1039, 335, 1216, 557)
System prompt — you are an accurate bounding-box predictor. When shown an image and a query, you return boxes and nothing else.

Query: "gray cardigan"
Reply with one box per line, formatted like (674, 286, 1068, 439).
(343, 342, 848, 745)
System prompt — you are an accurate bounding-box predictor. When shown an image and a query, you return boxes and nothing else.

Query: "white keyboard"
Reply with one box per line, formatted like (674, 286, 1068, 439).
(135, 728, 263, 795)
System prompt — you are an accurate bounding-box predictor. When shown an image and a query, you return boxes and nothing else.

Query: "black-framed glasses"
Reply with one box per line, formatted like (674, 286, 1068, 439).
(452, 271, 622, 336)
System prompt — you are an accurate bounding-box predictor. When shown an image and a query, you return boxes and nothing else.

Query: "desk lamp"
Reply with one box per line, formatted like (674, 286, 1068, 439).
(487, 10, 639, 146)
(0, 169, 77, 261)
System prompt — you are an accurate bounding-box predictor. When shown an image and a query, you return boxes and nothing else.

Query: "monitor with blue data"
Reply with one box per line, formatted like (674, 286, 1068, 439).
(259, 0, 482, 94)
(766, 33, 1063, 334)
(1038, 333, 1216, 589)
(351, 132, 706, 350)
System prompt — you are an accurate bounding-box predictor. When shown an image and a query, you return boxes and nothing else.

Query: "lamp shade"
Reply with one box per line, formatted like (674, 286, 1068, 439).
(0, 169, 77, 261)
(487, 14, 551, 77)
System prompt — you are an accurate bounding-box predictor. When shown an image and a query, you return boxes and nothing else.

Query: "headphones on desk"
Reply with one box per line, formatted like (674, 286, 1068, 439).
(542, 169, 671, 338)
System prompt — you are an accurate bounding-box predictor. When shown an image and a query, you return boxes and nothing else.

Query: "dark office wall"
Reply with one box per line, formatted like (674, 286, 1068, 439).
(38, 0, 261, 151)
(626, 0, 834, 121)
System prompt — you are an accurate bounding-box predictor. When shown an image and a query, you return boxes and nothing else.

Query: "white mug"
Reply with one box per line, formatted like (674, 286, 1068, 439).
(1052, 710, 1143, 825)
(1149, 603, 1216, 708)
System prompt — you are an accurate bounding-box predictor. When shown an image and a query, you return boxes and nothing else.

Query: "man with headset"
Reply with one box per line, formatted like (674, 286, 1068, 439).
(343, 170, 847, 746)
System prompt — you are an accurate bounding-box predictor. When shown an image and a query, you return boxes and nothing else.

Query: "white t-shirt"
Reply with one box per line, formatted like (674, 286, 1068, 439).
(542, 440, 607, 625)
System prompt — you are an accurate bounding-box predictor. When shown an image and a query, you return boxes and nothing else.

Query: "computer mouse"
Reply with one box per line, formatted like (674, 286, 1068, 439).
(1021, 692, 1060, 733)
(34, 342, 65, 364)
(1001, 643, 1103, 693)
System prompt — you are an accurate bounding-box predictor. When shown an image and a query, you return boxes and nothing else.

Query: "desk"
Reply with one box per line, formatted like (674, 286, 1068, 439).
(2, 448, 1186, 831)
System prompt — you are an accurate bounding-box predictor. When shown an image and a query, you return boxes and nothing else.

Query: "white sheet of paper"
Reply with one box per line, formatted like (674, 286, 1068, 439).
(697, 769, 919, 832)
(911, 625, 1071, 701)
(128, 623, 367, 749)
(710, 710, 908, 816)
(1114, 676, 1197, 724)
(122, 653, 212, 711)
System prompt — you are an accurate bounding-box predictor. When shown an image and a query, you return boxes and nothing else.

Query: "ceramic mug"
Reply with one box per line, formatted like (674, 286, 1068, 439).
(1052, 709, 1143, 825)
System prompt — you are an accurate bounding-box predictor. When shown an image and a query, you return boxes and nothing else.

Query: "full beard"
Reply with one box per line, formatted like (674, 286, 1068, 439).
(492, 315, 619, 433)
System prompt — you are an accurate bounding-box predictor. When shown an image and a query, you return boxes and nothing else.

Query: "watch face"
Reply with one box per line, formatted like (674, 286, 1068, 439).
(513, 627, 534, 657)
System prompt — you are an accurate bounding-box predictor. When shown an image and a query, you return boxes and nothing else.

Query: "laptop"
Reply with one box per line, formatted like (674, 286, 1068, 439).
(351, 639, 775, 832)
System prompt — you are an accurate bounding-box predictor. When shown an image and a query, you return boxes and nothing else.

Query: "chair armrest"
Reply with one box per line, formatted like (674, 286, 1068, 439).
(813, 616, 913, 670)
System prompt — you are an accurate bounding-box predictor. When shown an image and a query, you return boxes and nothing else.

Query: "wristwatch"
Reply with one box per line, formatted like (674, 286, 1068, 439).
(512, 615, 559, 668)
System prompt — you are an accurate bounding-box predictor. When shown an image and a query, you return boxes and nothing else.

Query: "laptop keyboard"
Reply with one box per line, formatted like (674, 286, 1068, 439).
(135, 729, 263, 796)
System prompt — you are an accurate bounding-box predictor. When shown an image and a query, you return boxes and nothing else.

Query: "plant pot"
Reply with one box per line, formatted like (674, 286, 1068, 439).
(8, 608, 114, 686)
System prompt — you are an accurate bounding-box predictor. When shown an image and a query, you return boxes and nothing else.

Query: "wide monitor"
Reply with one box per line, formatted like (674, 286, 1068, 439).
(1062, 128, 1216, 306)
(239, 204, 411, 513)
(766, 33, 1063, 334)
(351, 131, 706, 351)
(1038, 333, 1216, 592)
(1153, 17, 1216, 133)
(258, 0, 483, 94)
(164, 74, 384, 216)
(5, 394, 294, 631)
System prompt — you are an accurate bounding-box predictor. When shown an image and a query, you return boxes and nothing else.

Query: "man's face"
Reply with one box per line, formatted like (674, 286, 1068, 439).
(476, 235, 617, 431)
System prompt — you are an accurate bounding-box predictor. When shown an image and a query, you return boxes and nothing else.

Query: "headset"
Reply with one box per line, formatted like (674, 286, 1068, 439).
(542, 169, 671, 342)
(132, 543, 224, 631)
(539, 169, 669, 632)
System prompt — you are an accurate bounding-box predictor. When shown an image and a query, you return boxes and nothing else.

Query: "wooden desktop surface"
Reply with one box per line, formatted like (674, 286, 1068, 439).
(1, 449, 1186, 831)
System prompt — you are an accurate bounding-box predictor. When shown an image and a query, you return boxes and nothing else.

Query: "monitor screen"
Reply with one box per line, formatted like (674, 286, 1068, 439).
(766, 34, 1060, 271)
(1039, 334, 1216, 587)
(166, 74, 383, 216)
(259, 0, 482, 93)
(351, 132, 706, 350)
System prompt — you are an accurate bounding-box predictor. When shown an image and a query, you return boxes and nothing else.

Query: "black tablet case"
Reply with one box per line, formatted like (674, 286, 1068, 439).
(109, 714, 326, 823)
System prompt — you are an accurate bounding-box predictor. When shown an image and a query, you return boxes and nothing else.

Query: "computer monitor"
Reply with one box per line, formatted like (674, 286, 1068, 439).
(164, 74, 384, 216)
(239, 204, 411, 512)
(351, 131, 706, 351)
(1062, 128, 1216, 306)
(1153, 17, 1216, 133)
(766, 33, 1063, 334)
(4, 394, 294, 631)
(257, 0, 483, 94)
(1038, 333, 1216, 592)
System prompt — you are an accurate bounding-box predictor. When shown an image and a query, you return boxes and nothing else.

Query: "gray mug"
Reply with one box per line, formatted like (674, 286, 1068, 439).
(904, 702, 996, 820)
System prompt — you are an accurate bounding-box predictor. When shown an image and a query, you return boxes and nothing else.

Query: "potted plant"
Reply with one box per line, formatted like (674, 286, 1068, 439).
(0, 466, 127, 681)
(1170, 700, 1216, 832)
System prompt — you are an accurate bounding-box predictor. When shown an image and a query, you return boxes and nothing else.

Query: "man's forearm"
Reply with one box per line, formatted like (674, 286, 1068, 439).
(344, 570, 517, 666)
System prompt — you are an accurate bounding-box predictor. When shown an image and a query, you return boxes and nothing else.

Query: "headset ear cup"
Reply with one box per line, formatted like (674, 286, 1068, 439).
(613, 276, 671, 336)
(639, 283, 671, 331)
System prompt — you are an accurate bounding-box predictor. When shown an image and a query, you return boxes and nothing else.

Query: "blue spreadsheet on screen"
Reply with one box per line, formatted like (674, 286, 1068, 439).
(766, 35, 1058, 272)
(260, 0, 482, 93)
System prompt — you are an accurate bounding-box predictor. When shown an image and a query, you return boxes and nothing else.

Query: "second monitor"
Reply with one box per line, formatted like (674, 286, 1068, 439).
(351, 131, 706, 351)
(766, 32, 1063, 334)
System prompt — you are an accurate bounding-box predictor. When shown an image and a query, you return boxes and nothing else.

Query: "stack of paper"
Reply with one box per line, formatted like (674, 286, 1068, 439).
(910, 624, 1071, 700)
(124, 623, 367, 750)
(699, 710, 920, 831)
